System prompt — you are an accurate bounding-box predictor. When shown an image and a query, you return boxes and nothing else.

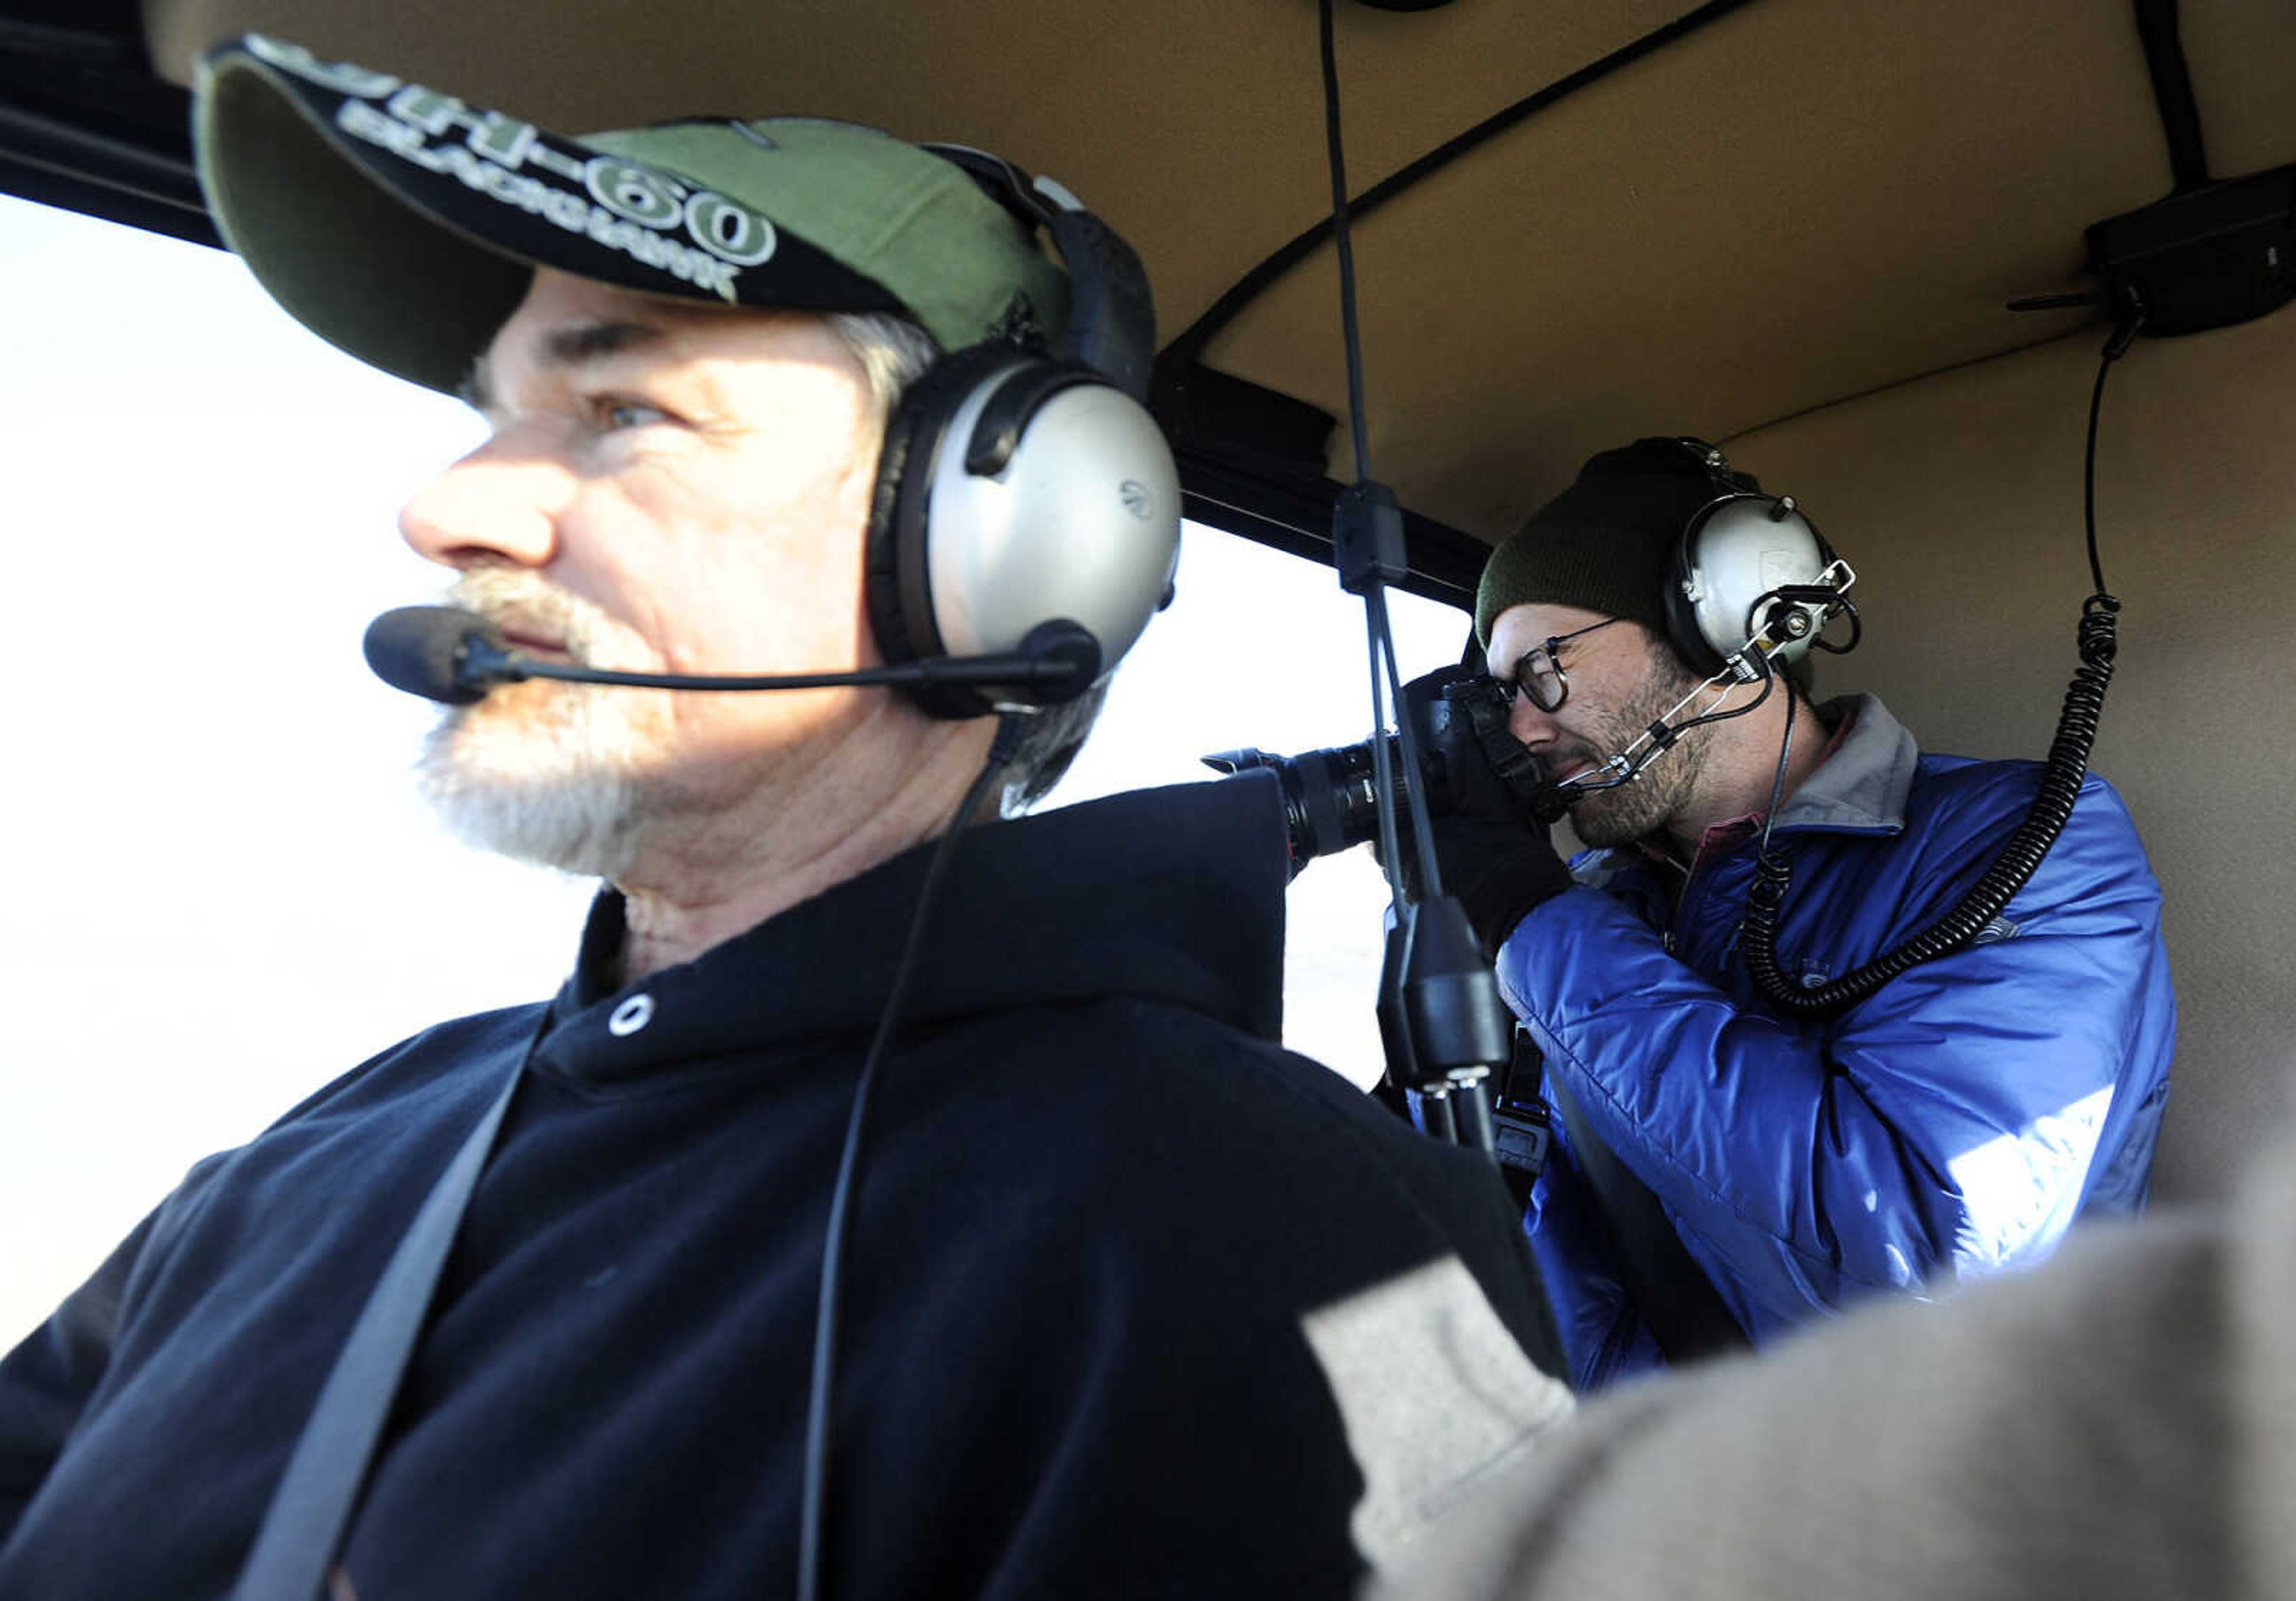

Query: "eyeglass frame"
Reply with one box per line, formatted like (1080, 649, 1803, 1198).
(1498, 616, 1627, 713)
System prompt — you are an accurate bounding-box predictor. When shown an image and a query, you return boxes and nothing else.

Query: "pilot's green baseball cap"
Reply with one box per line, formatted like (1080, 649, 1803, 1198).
(192, 34, 1070, 395)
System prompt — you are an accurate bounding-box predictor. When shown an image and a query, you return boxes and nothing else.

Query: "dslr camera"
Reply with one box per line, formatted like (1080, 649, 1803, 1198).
(1204, 667, 1562, 870)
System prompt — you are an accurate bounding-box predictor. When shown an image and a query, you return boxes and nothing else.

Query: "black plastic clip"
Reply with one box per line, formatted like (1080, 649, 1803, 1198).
(1334, 479, 1410, 595)
(1491, 1030, 1553, 1209)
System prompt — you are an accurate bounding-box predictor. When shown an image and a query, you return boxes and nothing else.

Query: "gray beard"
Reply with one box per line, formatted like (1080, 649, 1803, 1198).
(417, 691, 649, 881)
(412, 567, 660, 882)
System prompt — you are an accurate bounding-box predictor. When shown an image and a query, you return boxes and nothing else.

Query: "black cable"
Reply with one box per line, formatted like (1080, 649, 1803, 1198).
(1753, 658, 1795, 862)
(1373, 585, 1446, 897)
(1366, 605, 1407, 903)
(1318, 0, 1510, 1156)
(1321, 0, 1442, 902)
(2132, 0, 2211, 193)
(1319, 0, 1373, 491)
(1739, 331, 2131, 1016)
(1672, 662, 1776, 734)
(796, 716, 1023, 1601)
(1161, 0, 1765, 374)
(2083, 340, 2114, 594)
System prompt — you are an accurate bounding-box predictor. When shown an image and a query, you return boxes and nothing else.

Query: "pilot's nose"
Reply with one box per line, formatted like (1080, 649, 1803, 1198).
(398, 438, 569, 571)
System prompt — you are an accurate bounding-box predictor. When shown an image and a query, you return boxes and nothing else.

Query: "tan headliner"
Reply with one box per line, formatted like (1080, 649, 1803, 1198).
(146, 0, 2296, 542)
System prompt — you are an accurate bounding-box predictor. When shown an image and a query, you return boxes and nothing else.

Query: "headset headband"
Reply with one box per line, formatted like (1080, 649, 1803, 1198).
(924, 144, 1156, 401)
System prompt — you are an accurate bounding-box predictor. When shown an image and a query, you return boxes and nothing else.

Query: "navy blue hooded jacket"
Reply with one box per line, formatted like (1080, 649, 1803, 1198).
(0, 778, 1565, 1598)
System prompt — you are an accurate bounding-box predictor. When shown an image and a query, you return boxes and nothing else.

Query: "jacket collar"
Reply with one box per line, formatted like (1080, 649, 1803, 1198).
(1577, 692, 1919, 890)
(1770, 693, 1919, 836)
(534, 774, 1292, 1084)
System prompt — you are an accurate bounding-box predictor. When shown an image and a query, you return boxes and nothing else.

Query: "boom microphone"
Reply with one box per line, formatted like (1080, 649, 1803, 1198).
(364, 606, 498, 705)
(361, 606, 1104, 707)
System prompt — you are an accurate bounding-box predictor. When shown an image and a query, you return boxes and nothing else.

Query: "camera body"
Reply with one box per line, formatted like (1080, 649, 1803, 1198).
(1204, 667, 1558, 869)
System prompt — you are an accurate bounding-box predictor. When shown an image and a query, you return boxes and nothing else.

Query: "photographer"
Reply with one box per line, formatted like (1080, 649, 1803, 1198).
(1428, 437, 2175, 1390)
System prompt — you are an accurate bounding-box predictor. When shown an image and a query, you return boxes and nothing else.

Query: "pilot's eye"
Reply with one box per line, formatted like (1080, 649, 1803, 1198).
(594, 398, 671, 432)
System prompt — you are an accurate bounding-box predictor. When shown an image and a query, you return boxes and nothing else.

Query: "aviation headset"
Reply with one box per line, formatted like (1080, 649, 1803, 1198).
(863, 146, 1182, 720)
(1659, 437, 1844, 679)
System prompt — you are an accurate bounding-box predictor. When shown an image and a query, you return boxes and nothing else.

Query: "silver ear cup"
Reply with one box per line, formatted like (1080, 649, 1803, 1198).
(1678, 496, 1830, 664)
(923, 365, 1181, 676)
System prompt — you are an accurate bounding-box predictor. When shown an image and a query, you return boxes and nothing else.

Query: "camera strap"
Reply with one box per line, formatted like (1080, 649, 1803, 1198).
(1448, 676, 1562, 822)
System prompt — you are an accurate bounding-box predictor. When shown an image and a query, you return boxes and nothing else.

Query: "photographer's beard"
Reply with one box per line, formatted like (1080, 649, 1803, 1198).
(1543, 644, 1711, 851)
(417, 567, 664, 882)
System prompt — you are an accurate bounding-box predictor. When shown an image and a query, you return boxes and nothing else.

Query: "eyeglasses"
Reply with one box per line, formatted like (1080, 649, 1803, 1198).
(1500, 617, 1625, 713)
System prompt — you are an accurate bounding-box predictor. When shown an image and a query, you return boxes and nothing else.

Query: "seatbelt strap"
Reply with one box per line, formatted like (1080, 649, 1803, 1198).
(1542, 1071, 1751, 1364)
(230, 1064, 523, 1601)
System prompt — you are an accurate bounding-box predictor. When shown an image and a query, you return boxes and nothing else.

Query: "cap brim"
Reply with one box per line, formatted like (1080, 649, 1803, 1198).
(194, 36, 905, 396)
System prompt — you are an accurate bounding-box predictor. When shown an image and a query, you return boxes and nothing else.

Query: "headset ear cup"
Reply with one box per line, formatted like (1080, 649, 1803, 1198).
(1665, 505, 1728, 677)
(864, 377, 928, 668)
(864, 344, 1037, 719)
(932, 375, 1177, 673)
(1669, 496, 1833, 673)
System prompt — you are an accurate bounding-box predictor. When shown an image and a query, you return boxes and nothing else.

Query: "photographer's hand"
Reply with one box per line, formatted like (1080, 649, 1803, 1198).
(1421, 809, 1574, 960)
(1383, 667, 1577, 958)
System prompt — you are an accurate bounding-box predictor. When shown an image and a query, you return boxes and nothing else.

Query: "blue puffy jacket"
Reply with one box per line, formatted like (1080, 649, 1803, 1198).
(1494, 695, 2175, 1391)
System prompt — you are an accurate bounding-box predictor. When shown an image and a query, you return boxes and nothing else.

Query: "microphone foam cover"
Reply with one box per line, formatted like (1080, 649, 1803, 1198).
(363, 606, 500, 705)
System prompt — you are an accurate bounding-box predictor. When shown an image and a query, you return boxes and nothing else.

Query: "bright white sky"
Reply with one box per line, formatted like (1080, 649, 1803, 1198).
(0, 194, 1471, 1342)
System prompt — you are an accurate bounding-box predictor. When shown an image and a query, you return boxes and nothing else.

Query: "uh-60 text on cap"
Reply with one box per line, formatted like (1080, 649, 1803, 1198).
(193, 35, 1073, 396)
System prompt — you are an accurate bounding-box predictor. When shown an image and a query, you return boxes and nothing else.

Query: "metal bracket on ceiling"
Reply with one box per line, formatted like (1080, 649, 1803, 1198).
(2010, 1, 2294, 337)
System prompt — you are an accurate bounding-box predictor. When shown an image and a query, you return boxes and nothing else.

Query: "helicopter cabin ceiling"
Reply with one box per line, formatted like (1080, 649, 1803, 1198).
(8, 0, 2294, 596)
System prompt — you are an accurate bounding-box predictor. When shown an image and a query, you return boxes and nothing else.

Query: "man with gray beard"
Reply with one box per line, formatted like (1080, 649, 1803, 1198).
(1416, 436, 2175, 1392)
(0, 35, 1566, 1601)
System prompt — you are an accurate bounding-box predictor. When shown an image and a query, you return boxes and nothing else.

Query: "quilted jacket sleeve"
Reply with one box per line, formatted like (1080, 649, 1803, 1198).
(1493, 774, 2174, 1333)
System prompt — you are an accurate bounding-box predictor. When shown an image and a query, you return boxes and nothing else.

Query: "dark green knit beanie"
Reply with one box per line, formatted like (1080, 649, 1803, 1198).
(1474, 437, 1755, 646)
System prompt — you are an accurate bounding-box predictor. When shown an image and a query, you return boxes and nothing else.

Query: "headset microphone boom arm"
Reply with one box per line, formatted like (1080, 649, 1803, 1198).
(361, 606, 1103, 708)
(1546, 560, 1858, 802)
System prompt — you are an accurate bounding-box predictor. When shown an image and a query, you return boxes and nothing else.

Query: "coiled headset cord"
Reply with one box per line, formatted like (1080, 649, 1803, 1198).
(797, 713, 1024, 1601)
(1739, 313, 2139, 1016)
